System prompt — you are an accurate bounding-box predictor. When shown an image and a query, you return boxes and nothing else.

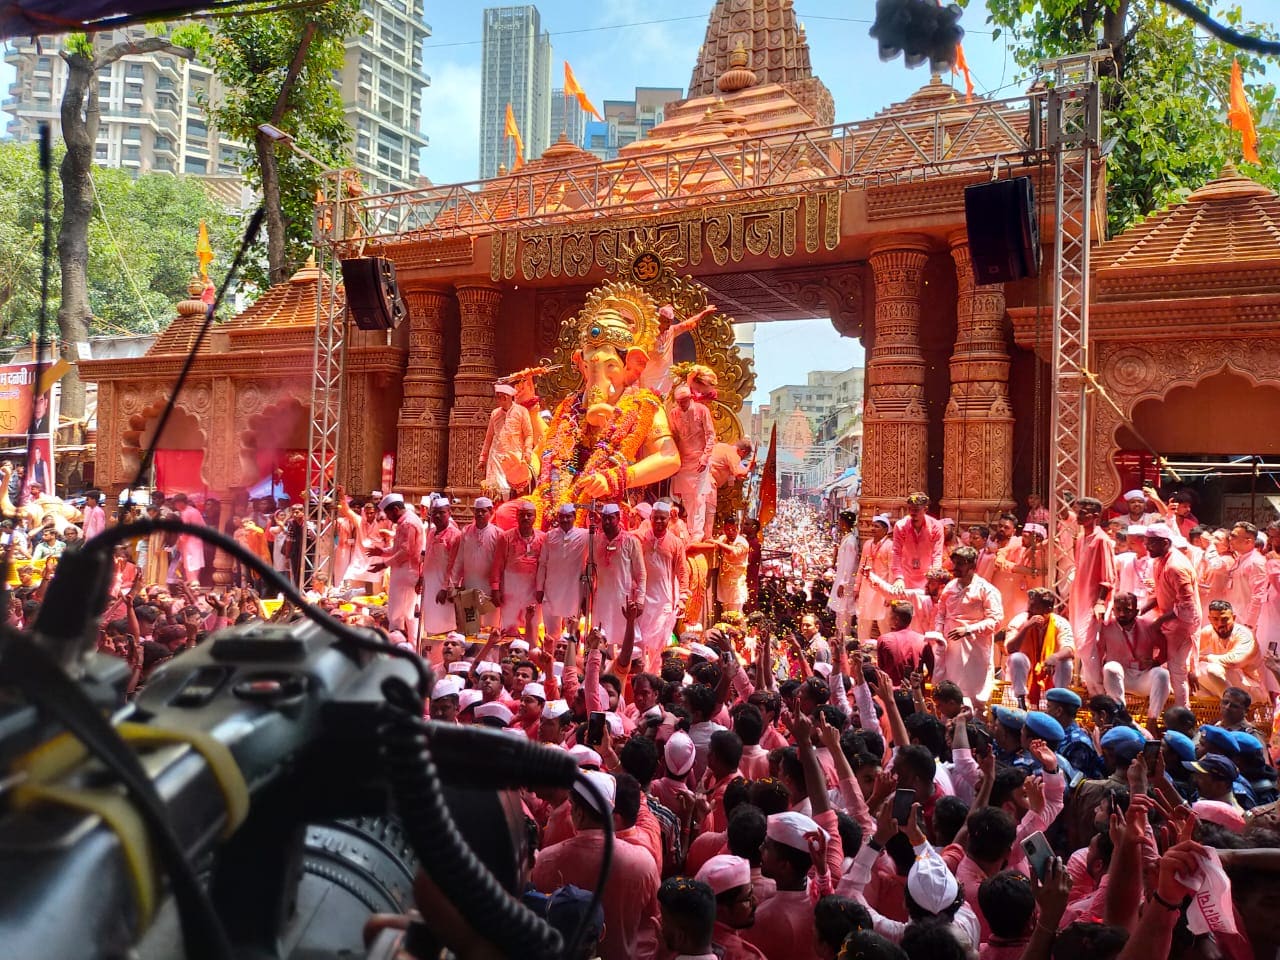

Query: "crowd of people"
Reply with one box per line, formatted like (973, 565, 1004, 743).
(9, 465, 1280, 960)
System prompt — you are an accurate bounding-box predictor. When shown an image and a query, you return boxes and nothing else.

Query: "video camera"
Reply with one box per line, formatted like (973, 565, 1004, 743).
(0, 523, 599, 960)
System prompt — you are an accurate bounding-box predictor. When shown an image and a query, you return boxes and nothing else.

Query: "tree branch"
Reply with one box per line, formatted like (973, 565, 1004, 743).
(94, 37, 194, 69)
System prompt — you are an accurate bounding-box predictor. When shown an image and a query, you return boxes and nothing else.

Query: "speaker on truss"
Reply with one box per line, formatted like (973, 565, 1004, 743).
(340, 256, 407, 331)
(963, 176, 1041, 284)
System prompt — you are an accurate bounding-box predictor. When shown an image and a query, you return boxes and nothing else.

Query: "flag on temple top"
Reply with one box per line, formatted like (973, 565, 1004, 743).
(953, 42, 974, 100)
(757, 422, 778, 529)
(196, 219, 214, 282)
(1228, 58, 1260, 164)
(564, 60, 603, 121)
(504, 102, 525, 171)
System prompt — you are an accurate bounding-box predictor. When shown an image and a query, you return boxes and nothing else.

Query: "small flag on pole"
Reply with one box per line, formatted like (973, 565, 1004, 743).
(1228, 58, 1260, 164)
(196, 219, 214, 282)
(953, 42, 974, 100)
(504, 102, 525, 170)
(757, 422, 778, 529)
(564, 61, 603, 121)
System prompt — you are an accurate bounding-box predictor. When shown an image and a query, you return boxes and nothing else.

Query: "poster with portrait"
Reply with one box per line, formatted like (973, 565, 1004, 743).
(0, 361, 65, 498)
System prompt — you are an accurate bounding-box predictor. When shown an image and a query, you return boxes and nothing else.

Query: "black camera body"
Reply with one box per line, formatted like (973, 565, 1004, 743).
(0, 619, 435, 959)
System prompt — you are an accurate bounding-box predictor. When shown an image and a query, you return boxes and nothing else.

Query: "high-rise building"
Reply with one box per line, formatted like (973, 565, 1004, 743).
(549, 89, 586, 150)
(583, 86, 682, 160)
(4, 26, 238, 178)
(479, 5, 552, 179)
(341, 0, 432, 194)
(3, 0, 431, 195)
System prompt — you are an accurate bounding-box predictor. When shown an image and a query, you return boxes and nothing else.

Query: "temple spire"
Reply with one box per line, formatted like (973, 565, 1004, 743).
(687, 0, 834, 123)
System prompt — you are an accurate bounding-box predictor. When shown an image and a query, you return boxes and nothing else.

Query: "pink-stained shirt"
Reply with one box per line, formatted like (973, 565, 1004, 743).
(1099, 614, 1162, 668)
(449, 522, 501, 591)
(668, 399, 716, 472)
(1196, 622, 1264, 693)
(421, 523, 462, 633)
(1153, 547, 1202, 643)
(83, 503, 106, 541)
(739, 744, 771, 780)
(933, 575, 1003, 700)
(744, 888, 818, 960)
(591, 529, 646, 647)
(876, 627, 928, 685)
(892, 514, 946, 590)
(386, 509, 425, 574)
(712, 920, 768, 960)
(536, 525, 590, 618)
(1227, 548, 1269, 628)
(638, 528, 689, 614)
(532, 829, 659, 960)
(491, 526, 545, 591)
(989, 540, 1026, 627)
(178, 504, 206, 573)
(1070, 526, 1116, 639)
(955, 855, 998, 942)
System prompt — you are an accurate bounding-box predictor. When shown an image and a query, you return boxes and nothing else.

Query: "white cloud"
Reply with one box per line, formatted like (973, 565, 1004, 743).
(419, 59, 482, 185)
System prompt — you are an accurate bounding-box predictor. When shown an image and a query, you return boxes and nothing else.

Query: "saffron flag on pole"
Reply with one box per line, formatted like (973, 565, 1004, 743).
(564, 61, 603, 121)
(196, 220, 214, 282)
(757, 422, 778, 530)
(196, 219, 216, 305)
(953, 42, 974, 100)
(504, 102, 525, 170)
(1228, 58, 1260, 164)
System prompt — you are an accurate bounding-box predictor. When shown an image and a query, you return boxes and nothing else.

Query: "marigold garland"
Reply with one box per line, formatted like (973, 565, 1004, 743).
(531, 388, 660, 527)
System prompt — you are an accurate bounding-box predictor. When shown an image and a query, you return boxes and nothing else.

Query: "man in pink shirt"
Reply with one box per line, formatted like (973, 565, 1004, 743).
(171, 493, 206, 585)
(532, 771, 659, 960)
(668, 383, 717, 540)
(82, 489, 106, 541)
(637, 501, 688, 667)
(590, 503, 646, 651)
(1226, 521, 1268, 632)
(536, 503, 590, 639)
(1194, 599, 1264, 701)
(1068, 497, 1116, 695)
(697, 854, 768, 960)
(703, 438, 752, 540)
(490, 499, 545, 636)
(448, 496, 502, 630)
(876, 599, 931, 685)
(1099, 591, 1170, 723)
(1143, 523, 1202, 707)
(892, 492, 945, 593)
(421, 498, 462, 641)
(367, 493, 424, 641)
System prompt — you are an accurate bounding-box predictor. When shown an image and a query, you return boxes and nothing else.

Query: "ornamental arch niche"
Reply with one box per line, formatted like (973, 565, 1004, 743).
(122, 397, 210, 491)
(239, 395, 309, 488)
(1092, 339, 1280, 506)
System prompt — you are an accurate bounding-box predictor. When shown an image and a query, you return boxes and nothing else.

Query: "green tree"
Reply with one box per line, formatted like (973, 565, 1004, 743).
(972, 0, 1279, 234)
(204, 0, 364, 284)
(0, 140, 241, 342)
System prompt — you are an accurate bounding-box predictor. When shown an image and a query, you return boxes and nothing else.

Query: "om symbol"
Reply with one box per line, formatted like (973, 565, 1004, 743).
(630, 252, 662, 285)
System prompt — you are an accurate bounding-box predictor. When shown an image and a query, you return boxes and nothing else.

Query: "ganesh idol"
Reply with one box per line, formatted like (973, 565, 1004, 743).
(531, 281, 681, 523)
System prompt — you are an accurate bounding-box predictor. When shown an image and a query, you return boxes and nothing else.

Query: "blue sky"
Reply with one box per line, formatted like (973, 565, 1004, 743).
(417, 1, 1277, 405)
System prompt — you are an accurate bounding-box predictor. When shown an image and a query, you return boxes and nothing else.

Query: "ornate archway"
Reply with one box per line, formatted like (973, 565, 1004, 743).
(1091, 338, 1280, 505)
(120, 395, 211, 490)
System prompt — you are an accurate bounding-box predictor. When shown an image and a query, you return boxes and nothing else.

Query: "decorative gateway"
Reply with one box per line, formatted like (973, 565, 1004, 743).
(531, 280, 680, 525)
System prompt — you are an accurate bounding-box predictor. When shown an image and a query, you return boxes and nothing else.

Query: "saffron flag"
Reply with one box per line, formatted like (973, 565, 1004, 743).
(196, 219, 214, 282)
(757, 422, 778, 530)
(1228, 58, 1260, 165)
(953, 42, 974, 100)
(564, 61, 603, 121)
(504, 102, 525, 170)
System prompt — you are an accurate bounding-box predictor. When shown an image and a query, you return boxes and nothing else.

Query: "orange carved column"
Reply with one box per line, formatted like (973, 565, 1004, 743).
(943, 235, 1015, 523)
(396, 286, 453, 495)
(447, 283, 501, 499)
(860, 237, 931, 529)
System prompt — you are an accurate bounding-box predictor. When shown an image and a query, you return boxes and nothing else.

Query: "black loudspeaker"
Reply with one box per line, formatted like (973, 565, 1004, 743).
(340, 256, 407, 331)
(963, 176, 1041, 284)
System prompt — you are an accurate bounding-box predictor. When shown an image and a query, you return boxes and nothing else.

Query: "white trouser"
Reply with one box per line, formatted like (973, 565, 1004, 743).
(1008, 652, 1074, 701)
(1102, 661, 1171, 719)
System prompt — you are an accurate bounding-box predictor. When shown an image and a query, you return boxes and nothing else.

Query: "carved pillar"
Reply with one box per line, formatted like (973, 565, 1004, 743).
(396, 286, 454, 495)
(447, 283, 500, 499)
(942, 236, 1016, 523)
(860, 237, 930, 531)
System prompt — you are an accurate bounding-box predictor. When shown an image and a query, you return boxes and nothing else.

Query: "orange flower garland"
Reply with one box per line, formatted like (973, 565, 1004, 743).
(531, 388, 660, 527)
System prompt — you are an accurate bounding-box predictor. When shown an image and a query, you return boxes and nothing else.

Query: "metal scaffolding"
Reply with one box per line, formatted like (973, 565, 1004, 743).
(302, 172, 354, 584)
(1045, 51, 1109, 599)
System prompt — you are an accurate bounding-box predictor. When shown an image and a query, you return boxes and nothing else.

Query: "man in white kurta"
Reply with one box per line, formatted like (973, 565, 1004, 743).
(449, 497, 502, 630)
(637, 501, 688, 668)
(368, 493, 424, 641)
(933, 545, 1003, 708)
(590, 503, 646, 650)
(492, 499, 545, 635)
(536, 504, 590, 639)
(828, 509, 860, 637)
(667, 384, 716, 540)
(421, 497, 461, 639)
(855, 515, 894, 642)
(478, 383, 533, 500)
